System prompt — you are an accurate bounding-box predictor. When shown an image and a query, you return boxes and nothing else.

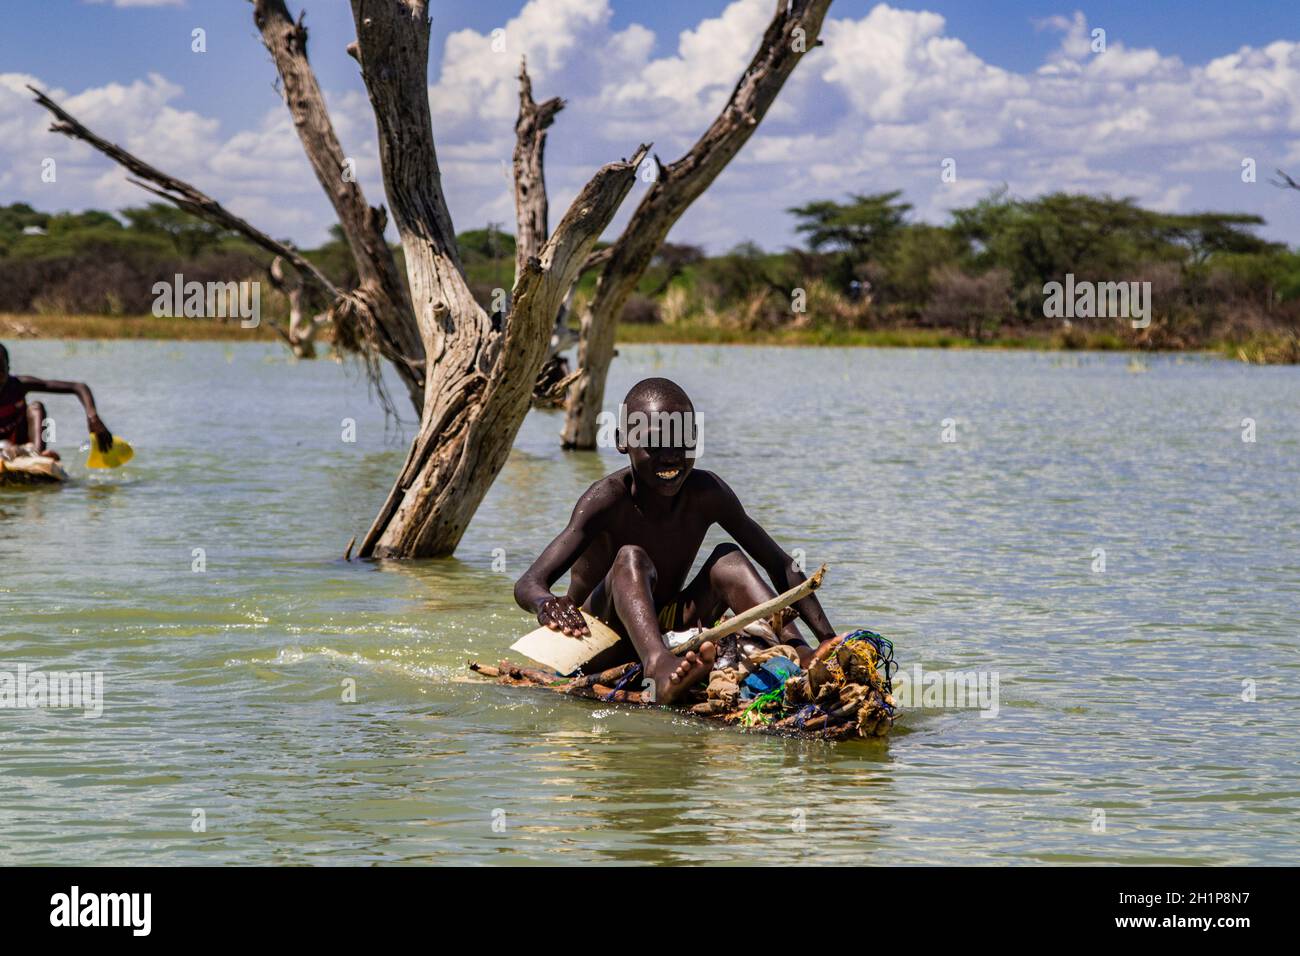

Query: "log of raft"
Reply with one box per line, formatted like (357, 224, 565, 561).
(0, 454, 69, 486)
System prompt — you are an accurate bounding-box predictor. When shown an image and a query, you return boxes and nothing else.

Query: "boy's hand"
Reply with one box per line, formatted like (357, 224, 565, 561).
(538, 596, 589, 637)
(87, 414, 113, 452)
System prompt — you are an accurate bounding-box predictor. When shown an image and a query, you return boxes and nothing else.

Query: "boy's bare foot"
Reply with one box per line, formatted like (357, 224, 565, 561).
(649, 642, 716, 705)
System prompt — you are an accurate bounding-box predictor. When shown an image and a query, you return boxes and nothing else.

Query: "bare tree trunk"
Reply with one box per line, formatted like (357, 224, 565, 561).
(512, 58, 564, 282)
(351, 0, 646, 557)
(512, 61, 581, 408)
(268, 256, 326, 358)
(561, 0, 833, 448)
(254, 0, 424, 412)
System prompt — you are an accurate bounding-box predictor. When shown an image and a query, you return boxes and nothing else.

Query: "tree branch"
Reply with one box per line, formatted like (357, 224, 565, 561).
(613, 0, 833, 279)
(29, 84, 341, 302)
(529, 145, 651, 310)
(252, 0, 425, 412)
(350, 0, 467, 322)
(562, 0, 834, 447)
(513, 56, 565, 284)
(1271, 168, 1300, 191)
(581, 244, 614, 275)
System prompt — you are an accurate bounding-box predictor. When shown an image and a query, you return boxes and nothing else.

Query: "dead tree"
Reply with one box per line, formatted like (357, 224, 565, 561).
(253, 0, 426, 410)
(349, 0, 645, 556)
(33, 0, 645, 557)
(267, 256, 328, 358)
(560, 0, 833, 448)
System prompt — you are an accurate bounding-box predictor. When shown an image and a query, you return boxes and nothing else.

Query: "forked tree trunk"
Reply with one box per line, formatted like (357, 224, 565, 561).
(561, 0, 833, 448)
(253, 0, 425, 411)
(351, 0, 646, 557)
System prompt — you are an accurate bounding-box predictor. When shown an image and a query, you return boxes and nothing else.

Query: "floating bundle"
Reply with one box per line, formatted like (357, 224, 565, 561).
(467, 628, 898, 742)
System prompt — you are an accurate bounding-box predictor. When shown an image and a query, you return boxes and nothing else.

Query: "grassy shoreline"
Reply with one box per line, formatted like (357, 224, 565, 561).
(618, 322, 1300, 362)
(615, 323, 1114, 350)
(1, 313, 278, 341)
(4, 313, 1296, 363)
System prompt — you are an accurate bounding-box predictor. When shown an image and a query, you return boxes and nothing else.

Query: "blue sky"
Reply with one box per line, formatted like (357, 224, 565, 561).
(4, 0, 1300, 251)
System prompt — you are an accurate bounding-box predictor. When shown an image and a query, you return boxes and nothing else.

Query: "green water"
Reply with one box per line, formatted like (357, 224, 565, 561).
(1, 340, 1297, 865)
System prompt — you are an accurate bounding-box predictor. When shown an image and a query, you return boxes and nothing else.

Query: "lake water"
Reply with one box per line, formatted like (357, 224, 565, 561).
(1, 340, 1297, 865)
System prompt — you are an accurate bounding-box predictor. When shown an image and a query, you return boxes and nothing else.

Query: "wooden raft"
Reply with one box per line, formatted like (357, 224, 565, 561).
(467, 627, 898, 742)
(0, 454, 69, 486)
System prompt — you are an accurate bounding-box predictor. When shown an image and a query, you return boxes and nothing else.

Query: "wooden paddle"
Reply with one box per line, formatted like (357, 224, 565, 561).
(670, 564, 827, 656)
(508, 564, 827, 672)
(509, 611, 622, 675)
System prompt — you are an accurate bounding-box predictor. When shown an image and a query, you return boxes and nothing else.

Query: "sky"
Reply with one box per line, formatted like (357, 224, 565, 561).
(3, 0, 1300, 252)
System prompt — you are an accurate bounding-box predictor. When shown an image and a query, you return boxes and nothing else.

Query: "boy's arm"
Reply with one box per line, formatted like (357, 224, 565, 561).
(710, 474, 837, 646)
(513, 482, 608, 637)
(18, 376, 112, 451)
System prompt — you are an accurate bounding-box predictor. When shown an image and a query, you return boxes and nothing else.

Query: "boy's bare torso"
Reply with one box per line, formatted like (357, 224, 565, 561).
(566, 466, 720, 609)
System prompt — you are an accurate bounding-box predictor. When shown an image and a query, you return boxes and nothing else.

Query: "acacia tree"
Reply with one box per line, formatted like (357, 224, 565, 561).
(33, 0, 645, 557)
(559, 0, 834, 448)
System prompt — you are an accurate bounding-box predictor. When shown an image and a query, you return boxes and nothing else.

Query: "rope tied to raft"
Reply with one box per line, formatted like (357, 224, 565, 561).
(793, 703, 828, 735)
(602, 663, 642, 701)
(842, 629, 897, 694)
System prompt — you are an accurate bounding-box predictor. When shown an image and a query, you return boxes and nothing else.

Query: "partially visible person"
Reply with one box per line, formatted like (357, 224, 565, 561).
(0, 343, 113, 461)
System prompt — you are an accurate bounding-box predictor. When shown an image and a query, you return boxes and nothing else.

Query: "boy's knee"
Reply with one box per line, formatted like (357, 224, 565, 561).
(27, 401, 45, 419)
(613, 544, 655, 575)
(705, 542, 745, 569)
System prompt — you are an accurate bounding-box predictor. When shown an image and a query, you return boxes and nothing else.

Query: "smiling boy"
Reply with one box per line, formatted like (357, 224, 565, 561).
(513, 377, 837, 704)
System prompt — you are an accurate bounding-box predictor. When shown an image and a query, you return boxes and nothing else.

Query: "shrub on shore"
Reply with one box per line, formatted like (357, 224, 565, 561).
(5, 192, 1300, 363)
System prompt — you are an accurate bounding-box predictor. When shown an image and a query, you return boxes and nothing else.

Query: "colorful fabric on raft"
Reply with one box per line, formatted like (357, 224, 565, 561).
(690, 629, 897, 738)
(467, 628, 900, 741)
(739, 655, 801, 700)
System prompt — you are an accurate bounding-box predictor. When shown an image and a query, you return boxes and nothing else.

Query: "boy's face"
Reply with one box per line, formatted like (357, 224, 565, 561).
(619, 397, 697, 497)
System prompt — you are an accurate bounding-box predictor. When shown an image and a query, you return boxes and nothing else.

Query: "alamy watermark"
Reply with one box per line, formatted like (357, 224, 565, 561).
(596, 403, 704, 459)
(1043, 273, 1150, 328)
(152, 274, 261, 328)
(893, 664, 999, 718)
(50, 886, 150, 936)
(0, 663, 103, 718)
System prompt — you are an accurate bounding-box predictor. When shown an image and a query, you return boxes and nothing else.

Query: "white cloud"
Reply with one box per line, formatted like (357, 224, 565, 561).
(0, 71, 349, 243)
(8, 3, 1300, 253)
(786, 5, 1300, 238)
(84, 0, 183, 8)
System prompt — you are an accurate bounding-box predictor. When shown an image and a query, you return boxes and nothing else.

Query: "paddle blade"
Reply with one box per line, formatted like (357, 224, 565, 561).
(87, 435, 133, 469)
(510, 612, 622, 675)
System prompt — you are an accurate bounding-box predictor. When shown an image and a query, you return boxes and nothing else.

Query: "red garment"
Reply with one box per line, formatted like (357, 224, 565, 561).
(0, 377, 31, 443)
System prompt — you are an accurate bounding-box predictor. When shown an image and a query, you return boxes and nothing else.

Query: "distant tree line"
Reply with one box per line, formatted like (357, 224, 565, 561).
(5, 191, 1300, 353)
(620, 190, 1300, 351)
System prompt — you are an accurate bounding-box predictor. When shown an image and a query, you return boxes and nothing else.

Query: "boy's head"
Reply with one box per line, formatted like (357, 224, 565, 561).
(618, 377, 700, 496)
